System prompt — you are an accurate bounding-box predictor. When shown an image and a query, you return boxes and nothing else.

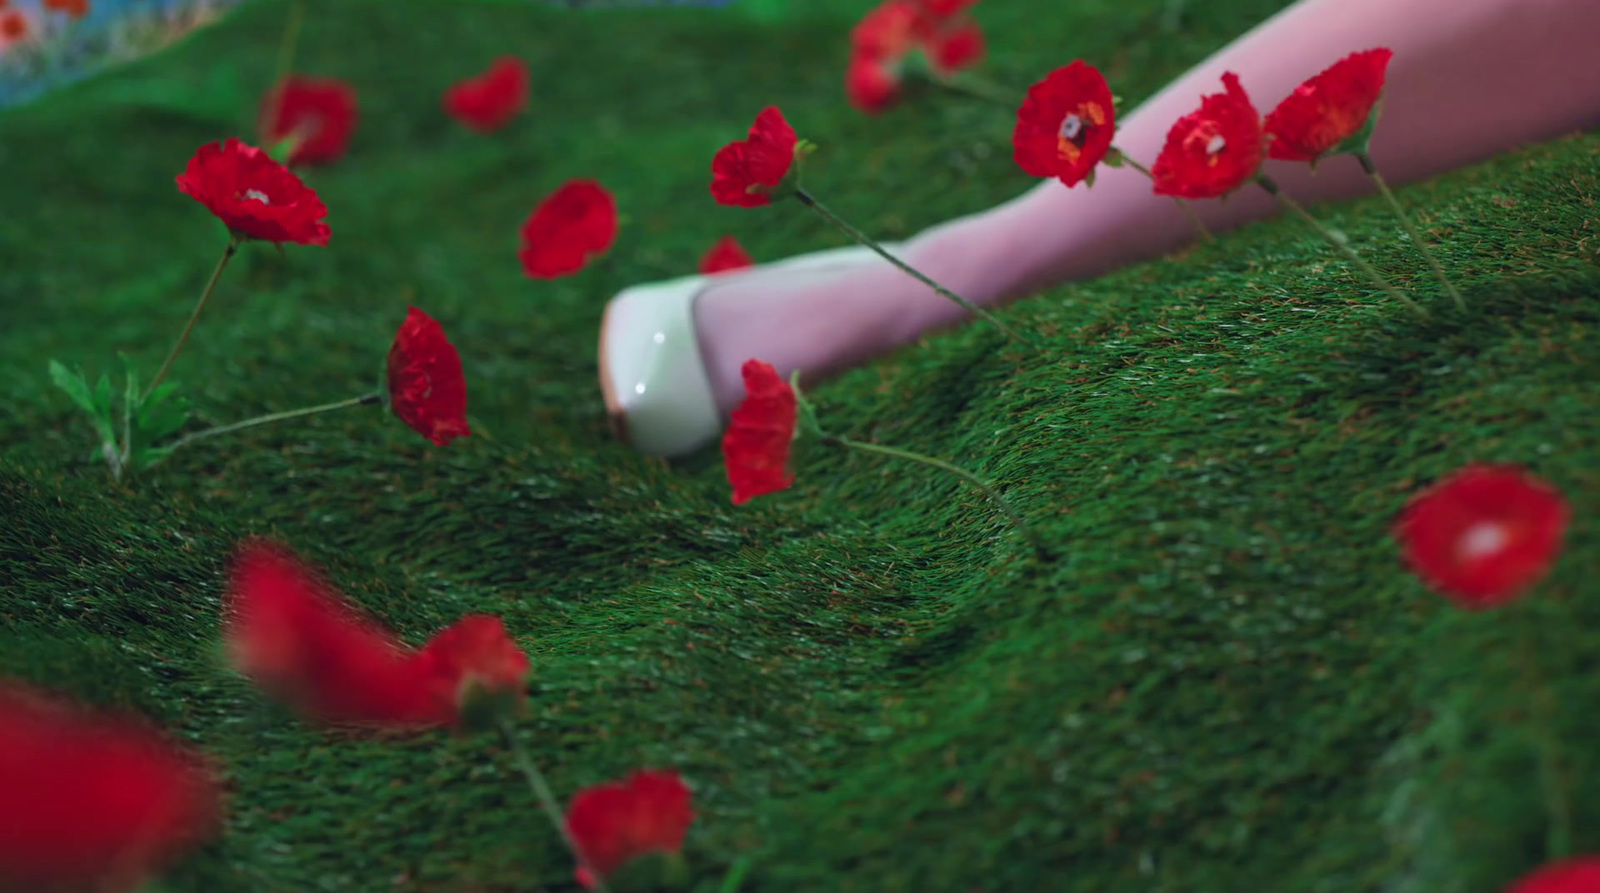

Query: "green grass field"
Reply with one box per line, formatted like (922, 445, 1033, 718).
(4, 0, 1600, 890)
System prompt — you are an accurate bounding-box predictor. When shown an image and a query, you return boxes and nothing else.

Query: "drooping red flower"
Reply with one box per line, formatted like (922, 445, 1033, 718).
(175, 138, 331, 245)
(1265, 48, 1393, 163)
(259, 75, 359, 167)
(722, 359, 797, 504)
(443, 56, 530, 133)
(415, 614, 531, 720)
(1503, 858, 1600, 893)
(710, 107, 799, 208)
(386, 306, 471, 447)
(42, 0, 88, 18)
(699, 235, 754, 274)
(0, 684, 221, 893)
(519, 179, 619, 279)
(1150, 72, 1264, 199)
(1013, 61, 1116, 187)
(1393, 464, 1569, 609)
(565, 770, 695, 891)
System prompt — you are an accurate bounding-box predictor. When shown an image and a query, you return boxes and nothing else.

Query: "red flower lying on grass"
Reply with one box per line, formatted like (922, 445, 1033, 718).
(710, 106, 799, 208)
(566, 770, 695, 891)
(519, 179, 619, 279)
(176, 137, 331, 245)
(444, 56, 530, 133)
(846, 0, 985, 114)
(699, 235, 754, 274)
(259, 75, 359, 167)
(1013, 60, 1116, 187)
(387, 306, 472, 446)
(722, 359, 797, 505)
(0, 683, 220, 893)
(224, 540, 530, 728)
(1393, 463, 1569, 609)
(1504, 858, 1600, 893)
(1151, 72, 1263, 199)
(1265, 48, 1392, 163)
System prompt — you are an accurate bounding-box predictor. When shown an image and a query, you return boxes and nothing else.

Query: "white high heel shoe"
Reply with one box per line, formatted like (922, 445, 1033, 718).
(599, 243, 898, 458)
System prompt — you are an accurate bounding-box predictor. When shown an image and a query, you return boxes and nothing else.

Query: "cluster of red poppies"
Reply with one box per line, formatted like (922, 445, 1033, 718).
(0, 0, 88, 50)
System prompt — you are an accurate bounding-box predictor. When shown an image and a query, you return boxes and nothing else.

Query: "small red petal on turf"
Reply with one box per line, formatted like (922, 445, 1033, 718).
(1013, 60, 1116, 188)
(722, 359, 797, 504)
(1151, 72, 1263, 199)
(519, 179, 619, 279)
(710, 107, 799, 208)
(387, 306, 472, 447)
(444, 56, 530, 134)
(1393, 463, 1569, 609)
(1504, 858, 1600, 893)
(259, 75, 359, 167)
(565, 770, 694, 889)
(699, 235, 755, 274)
(1265, 48, 1392, 162)
(176, 138, 331, 245)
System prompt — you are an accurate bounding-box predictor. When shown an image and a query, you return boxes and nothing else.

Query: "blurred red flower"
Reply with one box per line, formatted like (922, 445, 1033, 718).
(43, 0, 88, 18)
(1, 10, 31, 46)
(710, 107, 799, 208)
(1151, 72, 1263, 199)
(699, 235, 754, 274)
(1394, 464, 1569, 609)
(920, 0, 979, 15)
(1504, 858, 1600, 893)
(415, 614, 531, 721)
(259, 75, 360, 167)
(387, 306, 472, 447)
(566, 770, 694, 890)
(846, 0, 985, 114)
(519, 179, 618, 279)
(176, 138, 331, 245)
(1265, 48, 1392, 163)
(444, 57, 530, 133)
(0, 684, 220, 893)
(722, 359, 797, 504)
(1013, 61, 1116, 187)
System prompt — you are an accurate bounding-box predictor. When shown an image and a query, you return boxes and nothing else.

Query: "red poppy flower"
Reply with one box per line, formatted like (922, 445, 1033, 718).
(387, 306, 471, 447)
(43, 0, 88, 17)
(1013, 61, 1116, 188)
(850, 0, 921, 62)
(519, 179, 619, 279)
(722, 359, 797, 504)
(710, 107, 799, 208)
(0, 684, 220, 893)
(1150, 72, 1264, 199)
(927, 21, 984, 74)
(1265, 48, 1393, 163)
(259, 75, 359, 167)
(1393, 464, 1569, 609)
(175, 138, 331, 245)
(846, 53, 901, 114)
(1, 10, 30, 44)
(846, 0, 984, 114)
(699, 235, 754, 274)
(444, 56, 530, 134)
(565, 770, 694, 890)
(1504, 858, 1600, 893)
(415, 614, 531, 722)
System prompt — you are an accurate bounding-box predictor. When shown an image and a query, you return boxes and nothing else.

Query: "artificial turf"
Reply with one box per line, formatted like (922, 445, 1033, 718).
(3, 0, 1600, 890)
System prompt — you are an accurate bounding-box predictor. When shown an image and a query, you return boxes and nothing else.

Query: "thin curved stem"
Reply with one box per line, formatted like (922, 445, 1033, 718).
(1116, 150, 1214, 242)
(145, 240, 238, 399)
(1356, 152, 1465, 311)
(793, 188, 1034, 347)
(166, 392, 381, 450)
(500, 720, 612, 893)
(933, 71, 1018, 109)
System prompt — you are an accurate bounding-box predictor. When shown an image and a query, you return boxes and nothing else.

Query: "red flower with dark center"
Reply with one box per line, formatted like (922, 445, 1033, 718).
(387, 306, 471, 447)
(0, 684, 220, 893)
(1394, 463, 1569, 609)
(1151, 72, 1263, 199)
(722, 359, 797, 504)
(565, 770, 695, 890)
(519, 179, 618, 279)
(43, 0, 88, 17)
(1013, 61, 1116, 187)
(1265, 48, 1393, 162)
(1505, 859, 1600, 893)
(175, 138, 331, 245)
(699, 235, 754, 274)
(415, 614, 531, 714)
(846, 53, 901, 114)
(710, 107, 799, 208)
(444, 56, 530, 133)
(259, 75, 359, 167)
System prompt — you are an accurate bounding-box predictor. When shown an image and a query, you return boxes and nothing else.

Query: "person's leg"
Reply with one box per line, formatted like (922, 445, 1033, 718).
(691, 0, 1600, 414)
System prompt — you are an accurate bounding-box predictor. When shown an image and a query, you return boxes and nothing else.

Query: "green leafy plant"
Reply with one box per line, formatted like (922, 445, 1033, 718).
(48, 355, 191, 482)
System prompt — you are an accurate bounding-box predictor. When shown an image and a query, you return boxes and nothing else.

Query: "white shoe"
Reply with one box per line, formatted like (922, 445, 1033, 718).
(599, 243, 898, 458)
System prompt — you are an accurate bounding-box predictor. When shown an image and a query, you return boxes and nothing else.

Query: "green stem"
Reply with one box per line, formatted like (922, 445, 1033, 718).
(145, 240, 238, 399)
(1356, 153, 1465, 311)
(1516, 619, 1573, 860)
(1256, 175, 1428, 319)
(166, 392, 381, 449)
(499, 720, 612, 893)
(263, 0, 308, 133)
(1117, 150, 1214, 242)
(823, 434, 1050, 560)
(793, 189, 1033, 347)
(931, 71, 1018, 109)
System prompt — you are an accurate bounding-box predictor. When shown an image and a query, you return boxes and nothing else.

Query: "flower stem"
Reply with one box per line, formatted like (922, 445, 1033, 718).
(932, 71, 1018, 109)
(1355, 152, 1465, 311)
(499, 720, 611, 893)
(793, 188, 1033, 347)
(1515, 618, 1573, 860)
(822, 434, 1050, 560)
(146, 240, 238, 399)
(263, 0, 308, 132)
(1117, 150, 1214, 242)
(1255, 175, 1427, 319)
(166, 392, 381, 449)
